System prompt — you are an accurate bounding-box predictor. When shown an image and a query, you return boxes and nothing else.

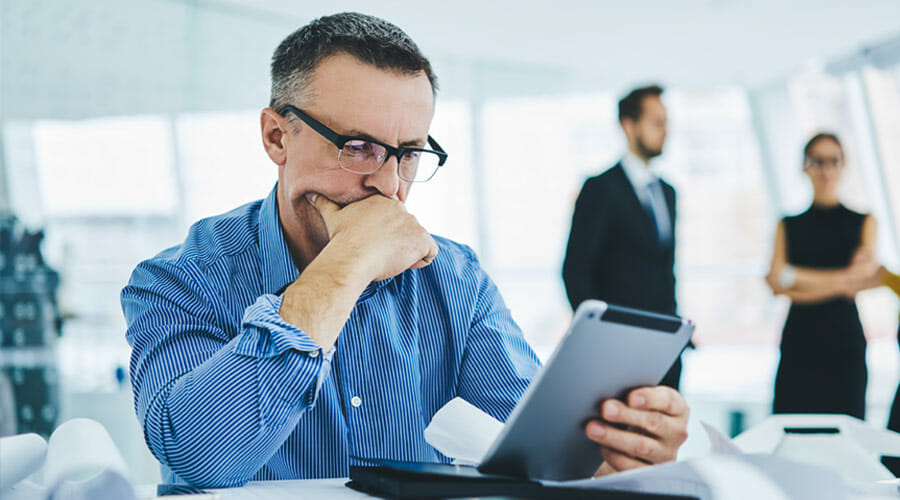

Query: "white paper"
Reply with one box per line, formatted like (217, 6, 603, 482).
(3, 480, 46, 500)
(0, 418, 136, 500)
(555, 458, 711, 498)
(700, 420, 743, 455)
(562, 454, 848, 500)
(0, 433, 48, 490)
(423, 397, 503, 465)
(44, 418, 136, 500)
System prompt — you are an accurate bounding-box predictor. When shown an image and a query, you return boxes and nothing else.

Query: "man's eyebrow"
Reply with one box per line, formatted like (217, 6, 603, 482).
(399, 138, 427, 148)
(343, 129, 427, 148)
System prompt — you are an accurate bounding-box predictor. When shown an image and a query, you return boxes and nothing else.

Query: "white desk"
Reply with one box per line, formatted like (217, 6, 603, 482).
(213, 479, 366, 499)
(132, 478, 900, 500)
(136, 478, 368, 499)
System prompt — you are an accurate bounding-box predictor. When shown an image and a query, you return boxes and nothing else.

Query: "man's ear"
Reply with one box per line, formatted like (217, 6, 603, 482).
(620, 117, 637, 143)
(261, 108, 288, 166)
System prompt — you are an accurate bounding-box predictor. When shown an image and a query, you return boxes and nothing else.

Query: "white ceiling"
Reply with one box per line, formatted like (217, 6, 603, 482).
(219, 0, 900, 91)
(3, 0, 898, 120)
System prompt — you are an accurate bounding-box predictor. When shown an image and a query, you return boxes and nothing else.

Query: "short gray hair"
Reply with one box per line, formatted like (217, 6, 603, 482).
(269, 12, 438, 111)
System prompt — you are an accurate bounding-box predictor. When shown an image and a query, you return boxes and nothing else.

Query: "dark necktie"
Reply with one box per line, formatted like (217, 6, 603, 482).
(642, 181, 671, 244)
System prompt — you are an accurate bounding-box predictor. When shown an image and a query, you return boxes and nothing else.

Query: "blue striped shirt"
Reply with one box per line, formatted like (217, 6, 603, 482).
(121, 185, 540, 487)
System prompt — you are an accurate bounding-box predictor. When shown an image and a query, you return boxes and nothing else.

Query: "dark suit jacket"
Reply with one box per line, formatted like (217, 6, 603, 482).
(562, 163, 677, 315)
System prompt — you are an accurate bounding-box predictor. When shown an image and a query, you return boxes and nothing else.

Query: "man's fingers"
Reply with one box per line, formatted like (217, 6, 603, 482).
(423, 240, 439, 264)
(408, 239, 439, 270)
(627, 386, 690, 418)
(600, 401, 674, 440)
(600, 447, 651, 473)
(585, 421, 669, 464)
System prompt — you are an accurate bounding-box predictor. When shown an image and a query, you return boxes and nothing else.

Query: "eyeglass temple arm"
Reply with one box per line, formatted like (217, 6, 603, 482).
(279, 106, 343, 145)
(427, 136, 448, 166)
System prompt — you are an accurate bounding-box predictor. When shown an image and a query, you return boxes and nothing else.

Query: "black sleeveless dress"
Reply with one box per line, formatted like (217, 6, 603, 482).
(773, 204, 867, 418)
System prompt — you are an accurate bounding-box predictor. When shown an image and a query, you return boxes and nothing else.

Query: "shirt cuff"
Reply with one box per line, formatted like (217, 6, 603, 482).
(233, 293, 324, 359)
(258, 347, 334, 420)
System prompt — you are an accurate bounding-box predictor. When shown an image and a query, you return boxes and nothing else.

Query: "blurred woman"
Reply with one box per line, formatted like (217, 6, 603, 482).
(765, 133, 879, 419)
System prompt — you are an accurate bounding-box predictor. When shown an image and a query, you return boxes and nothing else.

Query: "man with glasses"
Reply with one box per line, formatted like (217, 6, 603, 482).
(122, 13, 689, 488)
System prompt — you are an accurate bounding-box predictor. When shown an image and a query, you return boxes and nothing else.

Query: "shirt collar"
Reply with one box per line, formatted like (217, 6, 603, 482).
(621, 151, 658, 192)
(257, 183, 394, 300)
(259, 184, 299, 295)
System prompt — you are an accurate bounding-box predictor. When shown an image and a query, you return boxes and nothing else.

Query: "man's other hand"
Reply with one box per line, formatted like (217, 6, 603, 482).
(585, 386, 689, 475)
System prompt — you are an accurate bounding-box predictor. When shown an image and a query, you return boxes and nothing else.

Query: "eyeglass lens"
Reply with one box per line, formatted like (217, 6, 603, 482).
(338, 140, 441, 182)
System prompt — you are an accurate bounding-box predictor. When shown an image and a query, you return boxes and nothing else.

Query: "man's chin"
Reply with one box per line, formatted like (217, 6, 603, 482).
(635, 141, 663, 160)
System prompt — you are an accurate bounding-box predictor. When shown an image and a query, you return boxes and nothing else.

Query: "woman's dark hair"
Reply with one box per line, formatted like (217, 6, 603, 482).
(803, 132, 844, 163)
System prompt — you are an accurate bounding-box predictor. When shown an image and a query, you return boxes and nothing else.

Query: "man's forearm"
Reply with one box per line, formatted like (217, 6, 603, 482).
(280, 238, 372, 351)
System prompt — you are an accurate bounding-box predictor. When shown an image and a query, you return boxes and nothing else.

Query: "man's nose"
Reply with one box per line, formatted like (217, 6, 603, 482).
(363, 155, 402, 199)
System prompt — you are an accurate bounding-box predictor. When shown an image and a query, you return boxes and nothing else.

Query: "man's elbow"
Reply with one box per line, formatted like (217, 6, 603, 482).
(142, 415, 260, 488)
(162, 453, 257, 489)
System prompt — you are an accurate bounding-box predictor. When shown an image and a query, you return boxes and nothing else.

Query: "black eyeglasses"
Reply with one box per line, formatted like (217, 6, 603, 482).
(278, 105, 448, 183)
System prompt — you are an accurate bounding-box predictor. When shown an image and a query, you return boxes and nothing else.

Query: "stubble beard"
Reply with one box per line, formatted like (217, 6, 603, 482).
(636, 135, 663, 160)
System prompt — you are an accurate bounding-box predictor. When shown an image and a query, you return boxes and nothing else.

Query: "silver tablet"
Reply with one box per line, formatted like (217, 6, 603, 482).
(478, 300, 693, 481)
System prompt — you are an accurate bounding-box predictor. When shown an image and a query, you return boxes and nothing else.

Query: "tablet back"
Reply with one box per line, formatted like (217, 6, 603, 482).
(478, 300, 693, 481)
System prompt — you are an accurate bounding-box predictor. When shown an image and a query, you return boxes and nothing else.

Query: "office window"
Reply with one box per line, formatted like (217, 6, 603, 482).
(861, 66, 900, 270)
(174, 111, 277, 224)
(482, 94, 618, 356)
(405, 100, 478, 249)
(662, 89, 774, 346)
(33, 117, 178, 217)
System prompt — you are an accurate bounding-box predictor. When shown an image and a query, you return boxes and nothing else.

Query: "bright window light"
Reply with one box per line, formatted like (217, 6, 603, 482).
(33, 117, 178, 216)
(404, 100, 478, 250)
(174, 111, 278, 223)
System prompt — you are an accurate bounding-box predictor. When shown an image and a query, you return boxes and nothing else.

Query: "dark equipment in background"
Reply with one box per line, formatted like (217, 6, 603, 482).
(0, 215, 63, 438)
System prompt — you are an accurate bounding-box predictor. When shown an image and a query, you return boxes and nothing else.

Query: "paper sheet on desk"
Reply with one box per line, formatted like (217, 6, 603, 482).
(424, 398, 850, 500)
(701, 421, 743, 455)
(562, 453, 849, 500)
(0, 433, 47, 490)
(44, 418, 135, 500)
(0, 418, 136, 500)
(423, 397, 503, 465)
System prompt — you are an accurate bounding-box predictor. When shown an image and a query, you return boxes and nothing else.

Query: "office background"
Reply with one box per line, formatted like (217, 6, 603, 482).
(1, 0, 899, 484)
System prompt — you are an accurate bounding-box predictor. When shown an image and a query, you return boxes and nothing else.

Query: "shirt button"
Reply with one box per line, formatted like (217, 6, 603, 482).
(308, 350, 319, 358)
(350, 396, 362, 408)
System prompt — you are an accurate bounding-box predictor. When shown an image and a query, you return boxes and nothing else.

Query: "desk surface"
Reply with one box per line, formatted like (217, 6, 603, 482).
(212, 478, 364, 500)
(132, 478, 900, 500)
(136, 478, 365, 500)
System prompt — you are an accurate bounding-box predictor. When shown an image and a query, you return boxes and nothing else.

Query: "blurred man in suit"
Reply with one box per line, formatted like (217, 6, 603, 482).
(562, 85, 683, 389)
